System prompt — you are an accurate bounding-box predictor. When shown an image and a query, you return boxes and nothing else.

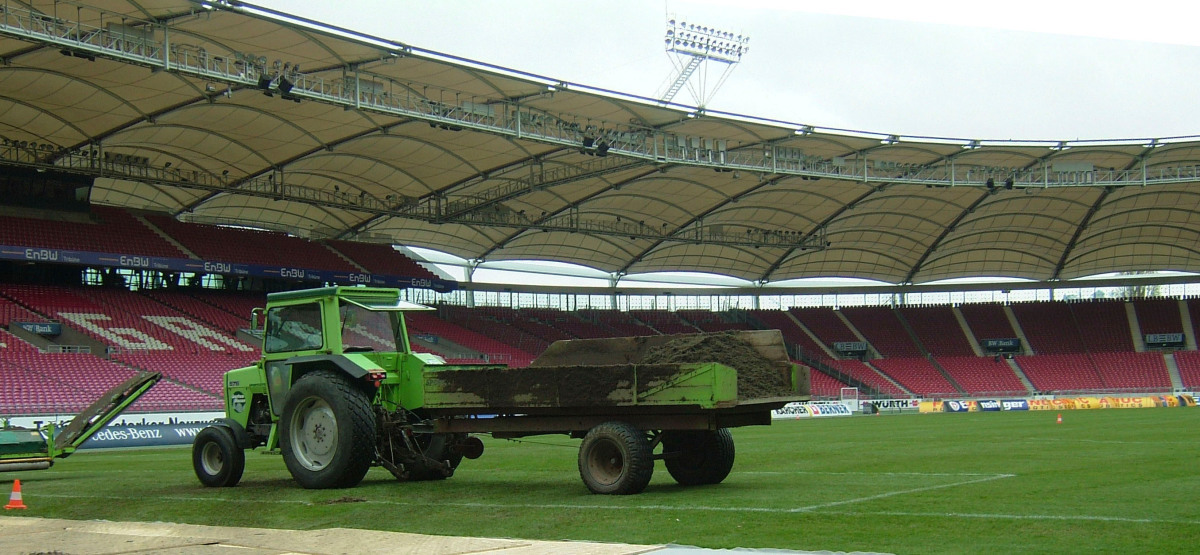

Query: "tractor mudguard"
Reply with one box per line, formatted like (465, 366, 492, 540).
(213, 418, 254, 450)
(286, 354, 377, 380)
(267, 354, 380, 413)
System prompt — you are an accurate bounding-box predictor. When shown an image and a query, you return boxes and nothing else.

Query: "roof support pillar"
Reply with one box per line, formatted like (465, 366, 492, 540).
(161, 20, 169, 68)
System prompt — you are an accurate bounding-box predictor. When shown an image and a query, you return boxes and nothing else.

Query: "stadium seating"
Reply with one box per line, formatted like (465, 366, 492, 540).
(1089, 352, 1171, 391)
(870, 358, 958, 396)
(900, 306, 976, 356)
(1015, 354, 1106, 392)
(545, 313, 613, 339)
(188, 291, 265, 328)
(1174, 351, 1200, 388)
(677, 310, 753, 332)
(789, 308, 860, 346)
(629, 310, 698, 335)
(323, 239, 438, 279)
(935, 356, 1028, 396)
(576, 309, 657, 337)
(809, 367, 851, 399)
(0, 206, 185, 258)
(437, 305, 552, 356)
(958, 303, 1019, 345)
(508, 310, 576, 345)
(0, 295, 45, 326)
(143, 290, 254, 334)
(1, 275, 1191, 414)
(1133, 298, 1183, 336)
(0, 330, 220, 414)
(145, 214, 358, 271)
(113, 351, 257, 396)
(1187, 299, 1200, 349)
(405, 312, 536, 367)
(825, 359, 907, 397)
(747, 309, 830, 360)
(1010, 302, 1087, 354)
(1069, 301, 1134, 352)
(840, 307, 923, 358)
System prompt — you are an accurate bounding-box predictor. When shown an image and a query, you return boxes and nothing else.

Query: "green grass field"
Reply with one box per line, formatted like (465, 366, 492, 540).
(3, 409, 1198, 553)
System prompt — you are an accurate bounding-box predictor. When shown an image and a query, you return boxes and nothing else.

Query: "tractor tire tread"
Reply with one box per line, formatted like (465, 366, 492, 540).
(281, 370, 375, 489)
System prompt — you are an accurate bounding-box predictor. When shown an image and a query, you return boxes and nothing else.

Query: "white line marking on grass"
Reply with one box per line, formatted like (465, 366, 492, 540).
(36, 474, 1015, 515)
(742, 471, 1009, 477)
(823, 510, 1200, 526)
(788, 473, 1015, 512)
(37, 493, 1200, 526)
(1023, 438, 1195, 445)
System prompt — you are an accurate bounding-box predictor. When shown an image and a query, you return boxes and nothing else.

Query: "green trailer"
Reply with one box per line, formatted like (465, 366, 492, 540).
(194, 286, 808, 494)
(0, 371, 161, 472)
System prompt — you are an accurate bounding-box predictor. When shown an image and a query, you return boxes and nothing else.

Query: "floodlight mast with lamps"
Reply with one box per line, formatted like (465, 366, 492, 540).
(660, 17, 750, 107)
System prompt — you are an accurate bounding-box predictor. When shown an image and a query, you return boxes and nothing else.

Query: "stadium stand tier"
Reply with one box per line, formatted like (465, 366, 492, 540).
(958, 303, 1019, 346)
(1133, 298, 1184, 336)
(789, 308, 860, 347)
(323, 240, 438, 280)
(900, 306, 976, 357)
(935, 356, 1028, 396)
(0, 206, 186, 259)
(144, 214, 359, 271)
(870, 358, 958, 396)
(1, 278, 1196, 414)
(839, 307, 924, 358)
(747, 309, 830, 360)
(1175, 351, 1200, 389)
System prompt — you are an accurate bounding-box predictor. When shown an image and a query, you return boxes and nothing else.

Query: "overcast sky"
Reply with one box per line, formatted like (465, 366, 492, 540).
(252, 0, 1200, 141)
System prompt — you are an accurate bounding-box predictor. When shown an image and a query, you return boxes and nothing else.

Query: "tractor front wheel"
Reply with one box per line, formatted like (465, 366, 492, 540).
(578, 421, 653, 495)
(280, 370, 376, 489)
(193, 426, 245, 487)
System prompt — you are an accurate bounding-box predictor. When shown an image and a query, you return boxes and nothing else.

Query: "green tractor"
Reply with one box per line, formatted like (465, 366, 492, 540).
(194, 286, 807, 494)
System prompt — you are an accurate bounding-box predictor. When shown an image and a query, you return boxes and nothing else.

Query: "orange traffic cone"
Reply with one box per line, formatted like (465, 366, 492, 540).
(5, 479, 26, 510)
(1056, 413, 1063, 424)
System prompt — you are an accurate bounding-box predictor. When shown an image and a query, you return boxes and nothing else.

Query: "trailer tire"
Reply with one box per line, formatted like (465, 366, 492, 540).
(193, 426, 245, 487)
(662, 428, 735, 486)
(404, 433, 465, 481)
(578, 421, 653, 495)
(280, 370, 376, 489)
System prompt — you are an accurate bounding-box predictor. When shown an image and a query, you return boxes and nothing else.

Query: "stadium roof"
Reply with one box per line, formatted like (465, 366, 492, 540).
(2, 1, 1199, 285)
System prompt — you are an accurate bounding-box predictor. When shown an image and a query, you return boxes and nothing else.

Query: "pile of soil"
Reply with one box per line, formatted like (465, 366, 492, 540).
(432, 332, 796, 408)
(639, 332, 794, 399)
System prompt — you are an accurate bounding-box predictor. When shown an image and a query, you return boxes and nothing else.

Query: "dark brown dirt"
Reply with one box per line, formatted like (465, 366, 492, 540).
(639, 332, 795, 400)
(319, 496, 367, 504)
(429, 332, 796, 408)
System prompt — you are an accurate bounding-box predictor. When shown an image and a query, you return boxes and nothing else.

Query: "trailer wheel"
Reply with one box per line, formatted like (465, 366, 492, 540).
(280, 370, 376, 489)
(193, 426, 245, 487)
(662, 429, 735, 486)
(578, 421, 653, 495)
(404, 433, 465, 481)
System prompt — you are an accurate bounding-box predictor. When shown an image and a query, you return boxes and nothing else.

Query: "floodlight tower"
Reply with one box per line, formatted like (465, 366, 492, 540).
(659, 16, 750, 108)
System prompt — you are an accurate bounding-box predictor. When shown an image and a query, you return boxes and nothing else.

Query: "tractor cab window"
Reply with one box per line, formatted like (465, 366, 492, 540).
(339, 300, 402, 352)
(264, 302, 324, 353)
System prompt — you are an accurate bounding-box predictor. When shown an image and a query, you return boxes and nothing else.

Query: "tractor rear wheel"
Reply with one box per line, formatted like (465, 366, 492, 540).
(578, 421, 653, 495)
(280, 370, 376, 489)
(193, 426, 245, 487)
(662, 428, 735, 486)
